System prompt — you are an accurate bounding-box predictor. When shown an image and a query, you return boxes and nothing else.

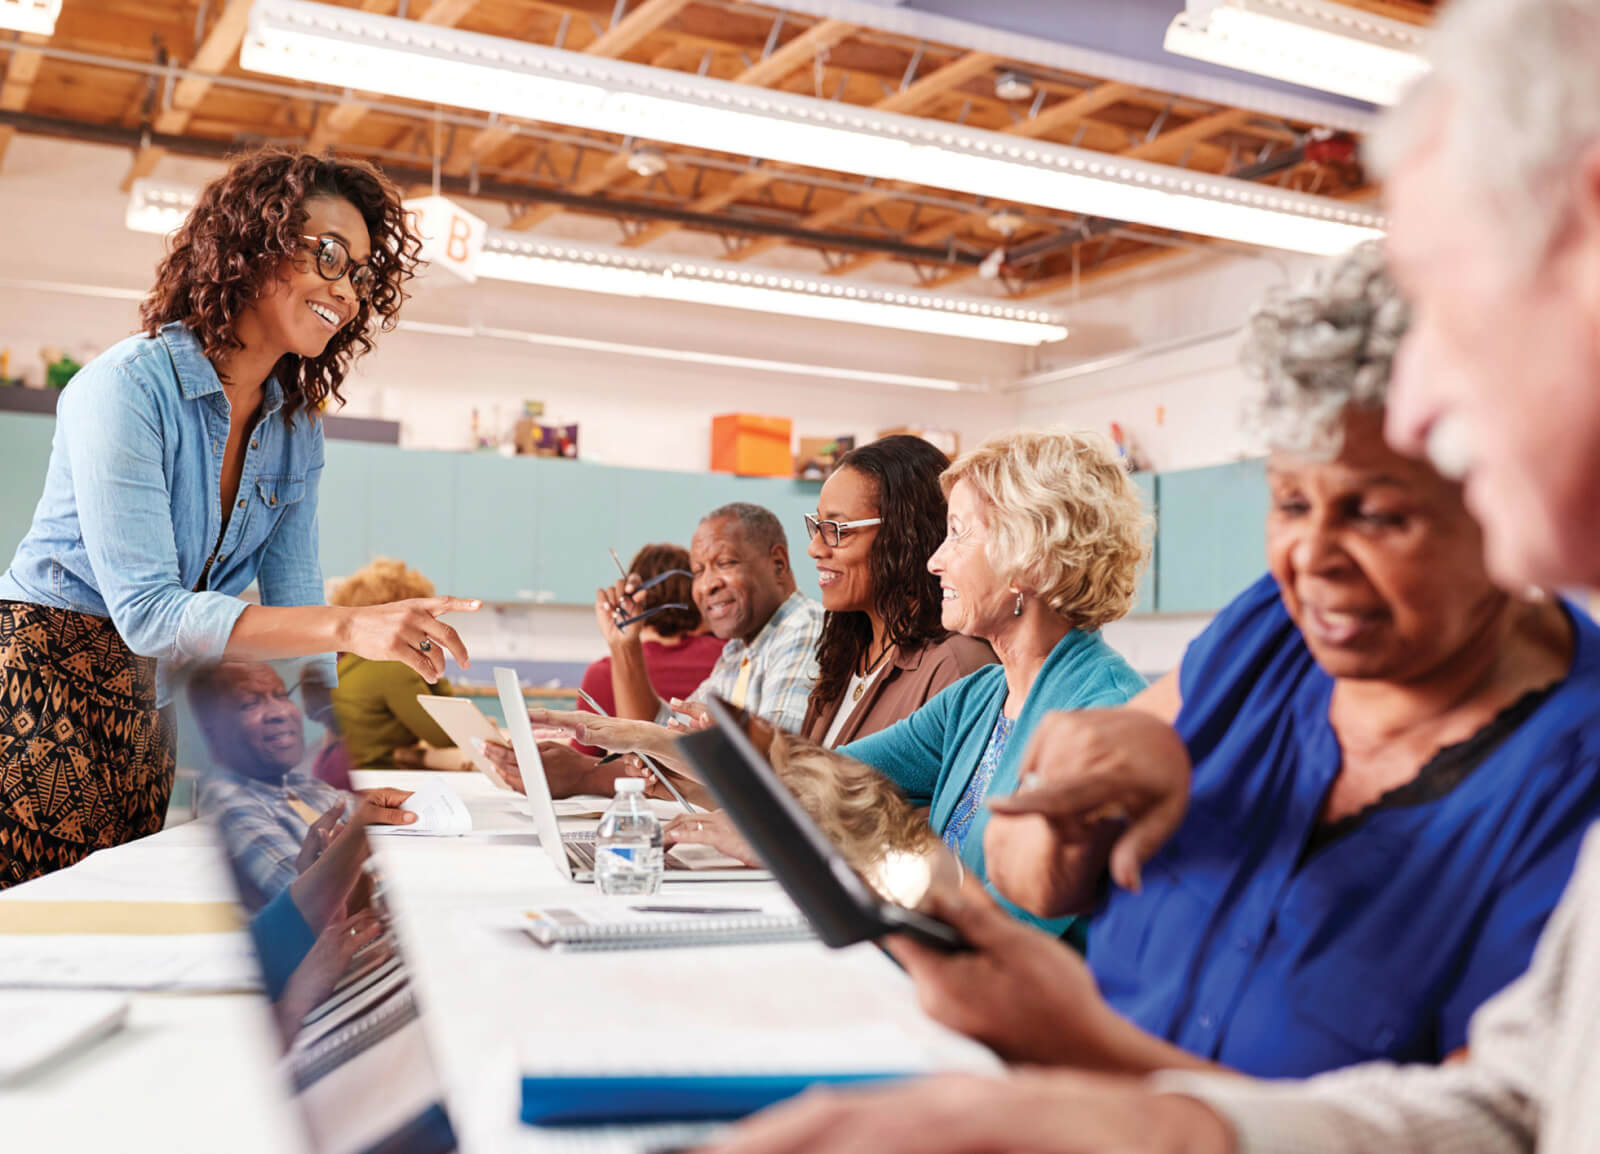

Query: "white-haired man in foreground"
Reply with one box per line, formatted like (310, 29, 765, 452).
(703, 0, 1600, 1151)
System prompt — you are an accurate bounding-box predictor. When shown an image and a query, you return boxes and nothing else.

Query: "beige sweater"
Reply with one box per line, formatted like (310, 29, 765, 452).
(1157, 825, 1600, 1154)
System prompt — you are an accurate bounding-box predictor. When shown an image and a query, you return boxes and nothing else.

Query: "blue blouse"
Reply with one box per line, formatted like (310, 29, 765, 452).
(0, 323, 332, 702)
(1088, 574, 1600, 1077)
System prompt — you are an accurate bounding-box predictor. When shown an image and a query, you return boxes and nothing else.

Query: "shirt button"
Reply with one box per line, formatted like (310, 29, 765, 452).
(1197, 1013, 1215, 1029)
(216, 553, 226, 562)
(269, 496, 278, 507)
(1235, 936, 1253, 952)
(236, 499, 245, 509)
(250, 440, 259, 449)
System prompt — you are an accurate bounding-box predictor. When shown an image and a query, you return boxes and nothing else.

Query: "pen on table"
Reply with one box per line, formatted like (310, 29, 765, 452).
(629, 905, 763, 915)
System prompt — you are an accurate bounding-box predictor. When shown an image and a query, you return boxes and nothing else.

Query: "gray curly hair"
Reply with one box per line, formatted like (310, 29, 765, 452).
(1243, 241, 1410, 459)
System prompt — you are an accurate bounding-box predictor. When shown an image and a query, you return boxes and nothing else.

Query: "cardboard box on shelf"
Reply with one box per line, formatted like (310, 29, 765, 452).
(876, 426, 959, 459)
(712, 413, 793, 477)
(794, 435, 856, 481)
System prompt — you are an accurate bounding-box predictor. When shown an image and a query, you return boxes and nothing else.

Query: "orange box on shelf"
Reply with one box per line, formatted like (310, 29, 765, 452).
(711, 413, 793, 477)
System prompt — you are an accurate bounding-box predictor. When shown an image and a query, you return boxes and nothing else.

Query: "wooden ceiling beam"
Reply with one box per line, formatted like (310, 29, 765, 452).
(0, 33, 46, 169)
(725, 185, 897, 263)
(1124, 107, 1253, 162)
(820, 91, 1248, 278)
(733, 19, 856, 88)
(874, 50, 998, 114)
(585, 0, 694, 60)
(117, 0, 252, 189)
(507, 150, 636, 229)
(624, 40, 993, 250)
(310, 0, 481, 152)
(1002, 81, 1138, 141)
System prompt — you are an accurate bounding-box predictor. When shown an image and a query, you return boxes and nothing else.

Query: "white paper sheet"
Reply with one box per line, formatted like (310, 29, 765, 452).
(368, 781, 472, 837)
(0, 932, 261, 992)
(0, 992, 130, 1082)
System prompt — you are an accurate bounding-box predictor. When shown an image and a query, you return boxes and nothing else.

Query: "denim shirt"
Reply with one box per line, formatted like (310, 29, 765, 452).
(0, 323, 333, 702)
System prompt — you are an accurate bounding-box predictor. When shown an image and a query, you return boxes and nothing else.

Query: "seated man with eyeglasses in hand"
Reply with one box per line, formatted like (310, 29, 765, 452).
(483, 502, 823, 798)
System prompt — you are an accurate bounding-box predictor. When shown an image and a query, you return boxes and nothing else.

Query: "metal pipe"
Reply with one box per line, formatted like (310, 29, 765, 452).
(1004, 325, 1242, 394)
(0, 280, 980, 393)
(0, 109, 989, 267)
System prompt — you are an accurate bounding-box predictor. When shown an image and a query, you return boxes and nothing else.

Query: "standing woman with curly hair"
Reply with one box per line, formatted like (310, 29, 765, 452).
(0, 149, 478, 887)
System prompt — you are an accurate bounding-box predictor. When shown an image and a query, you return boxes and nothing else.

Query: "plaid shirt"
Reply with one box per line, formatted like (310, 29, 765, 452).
(1156, 823, 1600, 1154)
(682, 591, 823, 734)
(198, 769, 350, 912)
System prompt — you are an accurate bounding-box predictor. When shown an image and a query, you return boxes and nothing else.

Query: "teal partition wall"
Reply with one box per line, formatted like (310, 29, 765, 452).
(0, 411, 1269, 615)
(1154, 458, 1270, 613)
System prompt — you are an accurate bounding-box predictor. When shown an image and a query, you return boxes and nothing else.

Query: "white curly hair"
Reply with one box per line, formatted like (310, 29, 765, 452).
(1243, 241, 1409, 459)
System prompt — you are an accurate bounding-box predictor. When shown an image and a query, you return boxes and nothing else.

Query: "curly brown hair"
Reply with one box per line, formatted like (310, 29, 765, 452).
(140, 148, 421, 420)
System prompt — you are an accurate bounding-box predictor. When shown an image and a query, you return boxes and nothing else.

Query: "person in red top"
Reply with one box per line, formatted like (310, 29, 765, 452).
(572, 543, 724, 755)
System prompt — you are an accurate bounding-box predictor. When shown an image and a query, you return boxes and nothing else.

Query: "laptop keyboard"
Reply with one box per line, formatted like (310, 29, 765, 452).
(563, 831, 690, 872)
(565, 837, 597, 871)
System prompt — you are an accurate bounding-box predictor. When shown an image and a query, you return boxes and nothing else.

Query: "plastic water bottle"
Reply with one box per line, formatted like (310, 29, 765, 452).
(594, 779, 664, 895)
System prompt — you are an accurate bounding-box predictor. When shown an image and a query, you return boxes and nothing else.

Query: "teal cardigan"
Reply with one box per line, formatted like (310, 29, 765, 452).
(843, 628, 1145, 936)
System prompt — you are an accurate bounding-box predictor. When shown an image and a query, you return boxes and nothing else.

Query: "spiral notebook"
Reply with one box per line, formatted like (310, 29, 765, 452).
(523, 904, 814, 951)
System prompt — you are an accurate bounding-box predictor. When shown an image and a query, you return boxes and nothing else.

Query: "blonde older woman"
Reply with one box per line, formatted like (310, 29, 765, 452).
(328, 558, 459, 768)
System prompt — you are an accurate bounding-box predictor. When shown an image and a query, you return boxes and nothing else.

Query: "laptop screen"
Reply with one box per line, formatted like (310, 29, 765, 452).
(185, 659, 457, 1154)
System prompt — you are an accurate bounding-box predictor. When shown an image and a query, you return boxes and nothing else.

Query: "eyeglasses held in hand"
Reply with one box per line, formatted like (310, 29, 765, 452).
(804, 513, 883, 548)
(301, 234, 376, 300)
(610, 568, 694, 629)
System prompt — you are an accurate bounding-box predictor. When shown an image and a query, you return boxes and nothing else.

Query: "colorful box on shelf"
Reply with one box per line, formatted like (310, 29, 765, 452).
(712, 413, 793, 477)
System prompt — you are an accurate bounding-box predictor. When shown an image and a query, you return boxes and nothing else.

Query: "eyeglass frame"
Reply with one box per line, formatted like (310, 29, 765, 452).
(804, 513, 883, 548)
(609, 568, 695, 629)
(300, 234, 376, 301)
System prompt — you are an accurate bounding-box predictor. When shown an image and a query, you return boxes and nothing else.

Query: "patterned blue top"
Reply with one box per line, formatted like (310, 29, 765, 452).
(942, 714, 1016, 855)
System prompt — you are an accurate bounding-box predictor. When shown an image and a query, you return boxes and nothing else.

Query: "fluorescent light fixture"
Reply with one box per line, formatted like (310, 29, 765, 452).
(1165, 0, 1429, 107)
(125, 182, 1067, 345)
(0, 0, 59, 35)
(242, 0, 1385, 255)
(478, 237, 1067, 345)
(125, 180, 196, 236)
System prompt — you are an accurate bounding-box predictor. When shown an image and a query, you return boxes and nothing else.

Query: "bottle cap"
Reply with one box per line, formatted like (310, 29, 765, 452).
(615, 778, 645, 794)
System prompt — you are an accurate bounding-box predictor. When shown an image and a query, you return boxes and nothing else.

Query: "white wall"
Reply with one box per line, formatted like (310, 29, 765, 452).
(1012, 248, 1317, 472)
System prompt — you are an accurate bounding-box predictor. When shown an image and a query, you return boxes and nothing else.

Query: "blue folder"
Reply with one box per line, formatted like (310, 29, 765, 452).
(520, 1072, 910, 1126)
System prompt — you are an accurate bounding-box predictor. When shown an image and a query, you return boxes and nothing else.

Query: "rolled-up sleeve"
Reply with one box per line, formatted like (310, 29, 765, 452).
(60, 364, 245, 663)
(257, 433, 335, 687)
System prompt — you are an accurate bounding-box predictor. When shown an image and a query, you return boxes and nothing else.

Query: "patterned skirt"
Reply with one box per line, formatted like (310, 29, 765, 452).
(0, 601, 175, 889)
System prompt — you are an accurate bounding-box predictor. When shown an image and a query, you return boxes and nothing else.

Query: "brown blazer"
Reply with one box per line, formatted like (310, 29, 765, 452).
(802, 632, 997, 748)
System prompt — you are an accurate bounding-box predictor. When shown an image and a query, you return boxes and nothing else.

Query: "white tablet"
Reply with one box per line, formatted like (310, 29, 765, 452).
(415, 695, 513, 790)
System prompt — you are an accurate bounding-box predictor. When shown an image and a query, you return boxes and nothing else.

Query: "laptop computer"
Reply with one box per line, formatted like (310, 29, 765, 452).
(493, 668, 769, 884)
(200, 688, 457, 1153)
(675, 697, 967, 953)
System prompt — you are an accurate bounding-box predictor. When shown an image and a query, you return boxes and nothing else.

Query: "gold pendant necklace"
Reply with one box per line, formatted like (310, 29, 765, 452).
(853, 643, 894, 701)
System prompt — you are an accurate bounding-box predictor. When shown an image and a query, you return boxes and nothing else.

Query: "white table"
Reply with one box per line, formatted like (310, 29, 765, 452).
(0, 770, 996, 1153)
